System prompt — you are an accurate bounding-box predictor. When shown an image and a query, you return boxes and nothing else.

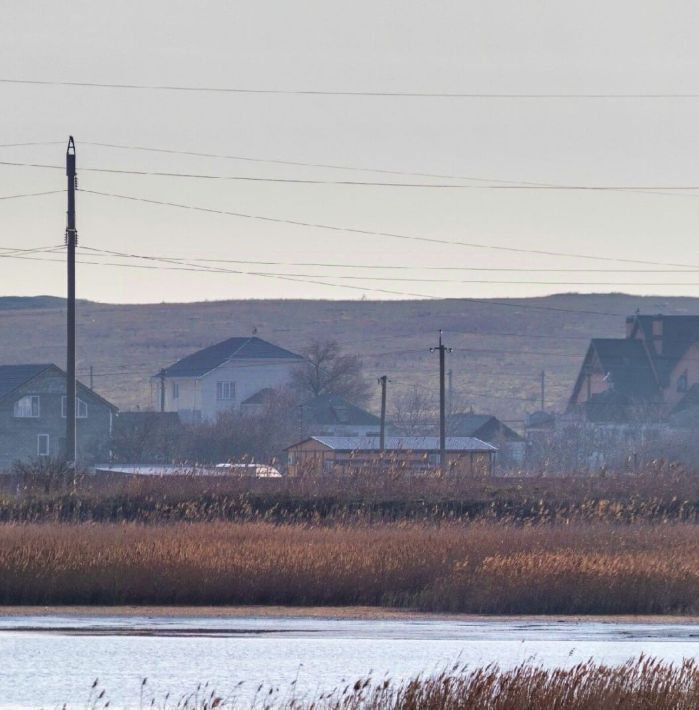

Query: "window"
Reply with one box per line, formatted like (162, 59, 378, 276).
(216, 381, 235, 401)
(172, 382, 179, 399)
(14, 395, 39, 418)
(677, 370, 689, 393)
(37, 434, 49, 457)
(61, 397, 88, 418)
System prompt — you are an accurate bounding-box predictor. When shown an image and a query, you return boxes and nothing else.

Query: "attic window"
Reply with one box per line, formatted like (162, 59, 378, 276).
(677, 370, 689, 393)
(14, 395, 39, 418)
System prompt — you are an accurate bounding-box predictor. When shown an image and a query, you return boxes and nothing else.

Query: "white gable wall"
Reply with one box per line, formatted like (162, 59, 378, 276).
(163, 358, 298, 422)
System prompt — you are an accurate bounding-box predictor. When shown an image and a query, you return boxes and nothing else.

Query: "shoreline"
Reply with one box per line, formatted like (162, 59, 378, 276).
(1, 605, 699, 624)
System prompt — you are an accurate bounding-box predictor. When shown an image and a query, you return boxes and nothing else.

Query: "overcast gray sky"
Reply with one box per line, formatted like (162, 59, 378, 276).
(2, 0, 699, 303)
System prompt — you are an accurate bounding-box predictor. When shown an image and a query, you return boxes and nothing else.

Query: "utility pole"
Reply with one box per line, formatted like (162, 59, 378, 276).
(430, 331, 452, 472)
(89, 365, 94, 390)
(378, 375, 388, 450)
(447, 369, 453, 416)
(65, 136, 77, 467)
(159, 369, 166, 413)
(540, 370, 545, 411)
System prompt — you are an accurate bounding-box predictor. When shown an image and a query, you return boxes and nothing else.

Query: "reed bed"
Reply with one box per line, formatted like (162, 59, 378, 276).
(81, 658, 699, 709)
(1, 521, 698, 613)
(1, 468, 698, 524)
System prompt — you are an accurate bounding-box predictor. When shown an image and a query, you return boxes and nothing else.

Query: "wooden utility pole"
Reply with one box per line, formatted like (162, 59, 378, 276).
(447, 368, 453, 416)
(159, 369, 166, 412)
(540, 370, 545, 411)
(378, 375, 388, 450)
(430, 331, 452, 471)
(65, 137, 77, 466)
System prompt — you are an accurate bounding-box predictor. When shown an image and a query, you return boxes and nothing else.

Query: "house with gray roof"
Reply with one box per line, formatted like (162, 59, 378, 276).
(0, 363, 117, 470)
(157, 336, 303, 423)
(568, 314, 699, 421)
(285, 435, 496, 476)
(448, 412, 525, 464)
(298, 394, 381, 438)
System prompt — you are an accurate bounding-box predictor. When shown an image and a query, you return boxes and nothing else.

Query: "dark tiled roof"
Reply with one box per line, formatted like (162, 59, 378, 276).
(301, 394, 380, 426)
(590, 338, 659, 399)
(629, 315, 699, 385)
(447, 413, 524, 442)
(0, 364, 53, 400)
(161, 337, 303, 377)
(241, 388, 275, 405)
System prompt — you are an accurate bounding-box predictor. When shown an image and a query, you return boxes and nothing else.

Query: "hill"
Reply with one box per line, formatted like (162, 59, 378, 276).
(2, 293, 698, 427)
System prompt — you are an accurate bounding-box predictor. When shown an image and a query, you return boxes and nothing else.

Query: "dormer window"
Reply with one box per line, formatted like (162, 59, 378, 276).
(14, 395, 40, 418)
(677, 370, 689, 393)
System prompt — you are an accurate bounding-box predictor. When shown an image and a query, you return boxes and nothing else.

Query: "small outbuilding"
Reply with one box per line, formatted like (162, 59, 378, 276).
(285, 435, 496, 476)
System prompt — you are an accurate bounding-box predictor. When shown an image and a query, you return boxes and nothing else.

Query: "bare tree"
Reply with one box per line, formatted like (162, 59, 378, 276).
(391, 387, 437, 436)
(292, 339, 371, 404)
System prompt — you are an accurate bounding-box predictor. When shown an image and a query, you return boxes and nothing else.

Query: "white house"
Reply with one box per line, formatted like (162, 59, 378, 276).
(157, 336, 303, 423)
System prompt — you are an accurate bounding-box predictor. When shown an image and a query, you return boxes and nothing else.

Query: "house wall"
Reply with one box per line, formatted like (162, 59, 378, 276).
(287, 441, 493, 477)
(665, 342, 699, 409)
(163, 359, 298, 422)
(0, 369, 114, 470)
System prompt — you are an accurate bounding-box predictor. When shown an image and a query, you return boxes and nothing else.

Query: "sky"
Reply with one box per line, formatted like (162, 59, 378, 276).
(2, 0, 699, 303)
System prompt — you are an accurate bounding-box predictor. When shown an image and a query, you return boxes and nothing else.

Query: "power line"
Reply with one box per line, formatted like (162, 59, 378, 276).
(81, 189, 698, 271)
(13, 158, 699, 191)
(5, 78, 699, 99)
(0, 189, 65, 201)
(0, 141, 63, 148)
(82, 140, 554, 186)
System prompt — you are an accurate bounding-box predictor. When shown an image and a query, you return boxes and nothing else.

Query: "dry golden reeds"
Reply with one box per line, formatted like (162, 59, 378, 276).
(0, 521, 698, 613)
(81, 657, 699, 709)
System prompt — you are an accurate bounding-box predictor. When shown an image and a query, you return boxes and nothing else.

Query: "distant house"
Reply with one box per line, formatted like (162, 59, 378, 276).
(299, 394, 381, 437)
(447, 412, 525, 464)
(157, 336, 304, 423)
(285, 435, 496, 476)
(0, 363, 117, 470)
(568, 314, 699, 421)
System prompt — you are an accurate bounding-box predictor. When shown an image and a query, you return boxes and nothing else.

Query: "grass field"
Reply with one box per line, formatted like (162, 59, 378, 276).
(4, 292, 699, 419)
(1, 520, 698, 613)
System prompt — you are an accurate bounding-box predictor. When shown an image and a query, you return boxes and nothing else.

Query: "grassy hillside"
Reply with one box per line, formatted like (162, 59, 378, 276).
(2, 293, 698, 425)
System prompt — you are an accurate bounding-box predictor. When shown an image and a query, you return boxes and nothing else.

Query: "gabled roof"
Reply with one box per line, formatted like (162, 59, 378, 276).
(627, 315, 699, 385)
(241, 388, 275, 405)
(161, 336, 303, 377)
(0, 364, 53, 401)
(287, 435, 496, 452)
(0, 363, 118, 410)
(569, 338, 659, 410)
(447, 413, 524, 442)
(301, 394, 380, 427)
(590, 338, 659, 398)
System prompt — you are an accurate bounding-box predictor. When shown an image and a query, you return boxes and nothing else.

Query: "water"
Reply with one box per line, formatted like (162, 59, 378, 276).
(1, 614, 699, 707)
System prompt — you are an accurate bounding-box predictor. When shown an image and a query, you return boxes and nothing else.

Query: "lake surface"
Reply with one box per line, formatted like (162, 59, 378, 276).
(1, 614, 699, 708)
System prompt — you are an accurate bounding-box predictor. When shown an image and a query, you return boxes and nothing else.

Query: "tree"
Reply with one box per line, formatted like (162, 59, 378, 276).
(291, 339, 371, 404)
(390, 387, 437, 436)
